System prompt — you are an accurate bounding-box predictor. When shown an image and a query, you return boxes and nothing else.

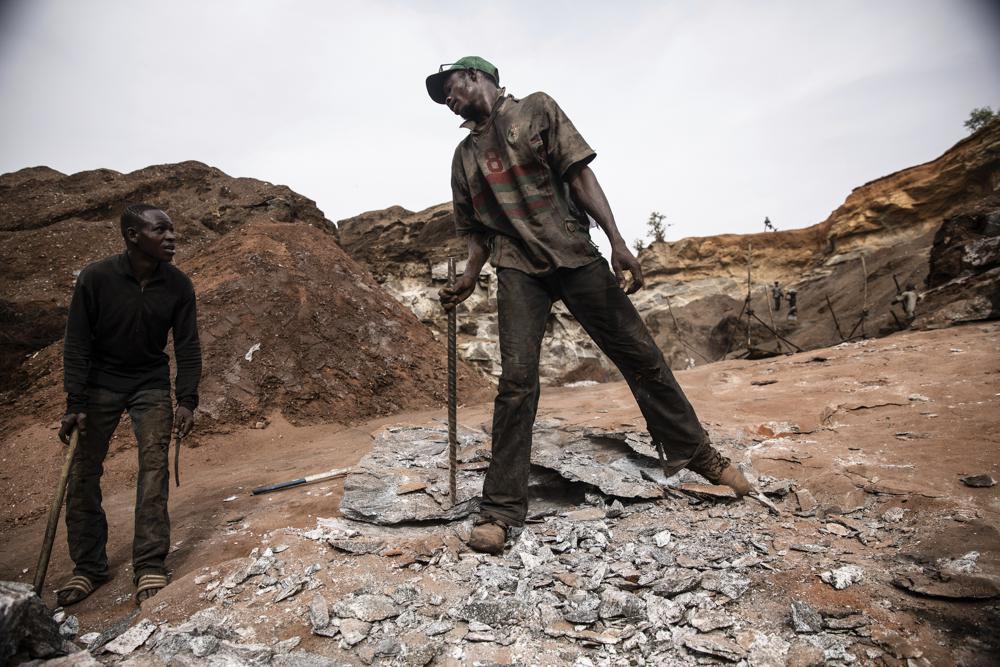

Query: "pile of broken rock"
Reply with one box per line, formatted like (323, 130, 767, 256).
(145, 502, 882, 666)
(8, 423, 993, 665)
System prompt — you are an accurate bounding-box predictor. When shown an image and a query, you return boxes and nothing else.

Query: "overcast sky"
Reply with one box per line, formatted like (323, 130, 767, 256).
(1, 1, 997, 250)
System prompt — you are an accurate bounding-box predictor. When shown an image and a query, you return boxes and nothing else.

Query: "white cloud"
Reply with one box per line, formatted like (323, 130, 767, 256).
(1, 0, 997, 254)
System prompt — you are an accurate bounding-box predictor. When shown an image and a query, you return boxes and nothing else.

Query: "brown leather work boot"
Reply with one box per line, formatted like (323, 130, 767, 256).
(689, 443, 753, 497)
(716, 464, 753, 497)
(468, 521, 507, 555)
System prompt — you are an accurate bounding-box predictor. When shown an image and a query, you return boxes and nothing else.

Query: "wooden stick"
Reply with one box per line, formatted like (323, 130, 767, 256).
(34, 427, 78, 596)
(825, 294, 845, 341)
(861, 254, 869, 313)
(763, 285, 782, 353)
(745, 243, 753, 351)
(749, 310, 803, 352)
(664, 292, 711, 363)
(860, 254, 869, 338)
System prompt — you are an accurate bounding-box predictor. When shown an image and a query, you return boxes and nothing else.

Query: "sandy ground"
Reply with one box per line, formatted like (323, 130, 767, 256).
(1, 322, 998, 664)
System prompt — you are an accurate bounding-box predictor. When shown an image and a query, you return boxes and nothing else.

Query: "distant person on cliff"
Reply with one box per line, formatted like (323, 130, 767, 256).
(771, 281, 783, 311)
(427, 56, 752, 555)
(892, 282, 918, 323)
(786, 288, 798, 322)
(56, 204, 201, 606)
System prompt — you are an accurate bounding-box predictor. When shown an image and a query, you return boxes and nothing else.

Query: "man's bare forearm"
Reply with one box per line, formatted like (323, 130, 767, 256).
(462, 232, 489, 279)
(567, 165, 627, 250)
(439, 232, 488, 310)
(566, 163, 645, 293)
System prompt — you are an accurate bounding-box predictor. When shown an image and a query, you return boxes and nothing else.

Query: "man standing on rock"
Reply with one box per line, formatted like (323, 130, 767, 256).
(892, 282, 918, 324)
(57, 204, 201, 605)
(771, 281, 783, 312)
(428, 57, 751, 555)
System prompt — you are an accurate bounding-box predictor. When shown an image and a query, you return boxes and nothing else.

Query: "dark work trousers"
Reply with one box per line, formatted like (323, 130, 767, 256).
(481, 259, 709, 526)
(65, 387, 173, 583)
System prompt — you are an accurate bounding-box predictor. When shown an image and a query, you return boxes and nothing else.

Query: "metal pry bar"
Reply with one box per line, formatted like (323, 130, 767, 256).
(447, 256, 458, 505)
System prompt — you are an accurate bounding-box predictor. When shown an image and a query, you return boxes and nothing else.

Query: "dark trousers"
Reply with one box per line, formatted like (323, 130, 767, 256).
(65, 387, 173, 582)
(481, 260, 708, 526)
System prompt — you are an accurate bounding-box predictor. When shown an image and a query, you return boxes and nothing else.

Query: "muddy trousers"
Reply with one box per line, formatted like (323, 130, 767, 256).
(65, 387, 173, 583)
(481, 260, 720, 527)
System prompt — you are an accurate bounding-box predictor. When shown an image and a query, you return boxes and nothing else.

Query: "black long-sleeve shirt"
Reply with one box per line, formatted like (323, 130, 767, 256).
(63, 253, 202, 413)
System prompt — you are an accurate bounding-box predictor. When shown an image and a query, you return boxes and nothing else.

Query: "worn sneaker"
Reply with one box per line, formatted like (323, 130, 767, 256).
(468, 521, 507, 555)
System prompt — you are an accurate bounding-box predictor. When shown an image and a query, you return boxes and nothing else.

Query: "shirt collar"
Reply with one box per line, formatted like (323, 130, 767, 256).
(461, 88, 507, 132)
(117, 252, 134, 278)
(117, 251, 163, 282)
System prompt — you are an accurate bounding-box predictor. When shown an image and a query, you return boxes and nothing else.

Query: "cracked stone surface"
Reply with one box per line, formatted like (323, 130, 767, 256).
(339, 424, 716, 525)
(339, 426, 486, 524)
(820, 564, 864, 590)
(684, 632, 748, 661)
(790, 600, 824, 633)
(332, 593, 399, 623)
(103, 619, 157, 655)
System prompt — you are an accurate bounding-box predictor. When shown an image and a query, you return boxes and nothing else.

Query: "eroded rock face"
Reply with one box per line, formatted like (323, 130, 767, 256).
(641, 122, 1000, 285)
(917, 195, 1000, 328)
(337, 205, 622, 383)
(612, 126, 1000, 364)
(338, 124, 1000, 379)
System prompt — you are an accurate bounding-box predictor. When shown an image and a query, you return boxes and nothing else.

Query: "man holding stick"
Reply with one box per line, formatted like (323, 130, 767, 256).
(56, 204, 201, 605)
(428, 57, 750, 555)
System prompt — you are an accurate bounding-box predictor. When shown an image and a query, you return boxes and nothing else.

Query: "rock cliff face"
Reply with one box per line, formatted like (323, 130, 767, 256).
(338, 206, 619, 384)
(916, 193, 1000, 328)
(641, 122, 1000, 285)
(338, 122, 1000, 381)
(0, 162, 491, 434)
(636, 122, 1000, 365)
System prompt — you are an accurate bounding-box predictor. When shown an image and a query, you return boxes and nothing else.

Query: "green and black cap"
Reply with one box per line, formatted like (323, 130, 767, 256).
(425, 56, 500, 104)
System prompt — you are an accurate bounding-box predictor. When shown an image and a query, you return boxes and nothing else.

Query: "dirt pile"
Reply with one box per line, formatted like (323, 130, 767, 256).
(184, 221, 489, 428)
(0, 162, 490, 435)
(338, 124, 1000, 380)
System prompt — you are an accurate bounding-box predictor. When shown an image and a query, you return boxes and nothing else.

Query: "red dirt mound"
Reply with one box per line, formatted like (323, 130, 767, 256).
(187, 220, 489, 428)
(0, 162, 491, 438)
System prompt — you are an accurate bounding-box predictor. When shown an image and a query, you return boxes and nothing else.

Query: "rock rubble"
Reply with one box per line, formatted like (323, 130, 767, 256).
(34, 411, 995, 665)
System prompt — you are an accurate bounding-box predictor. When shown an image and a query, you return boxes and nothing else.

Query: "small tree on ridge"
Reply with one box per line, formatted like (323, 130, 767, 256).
(965, 106, 997, 134)
(647, 211, 668, 243)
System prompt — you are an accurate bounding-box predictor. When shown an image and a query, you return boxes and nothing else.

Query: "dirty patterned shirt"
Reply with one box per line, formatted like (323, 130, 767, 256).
(451, 91, 601, 275)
